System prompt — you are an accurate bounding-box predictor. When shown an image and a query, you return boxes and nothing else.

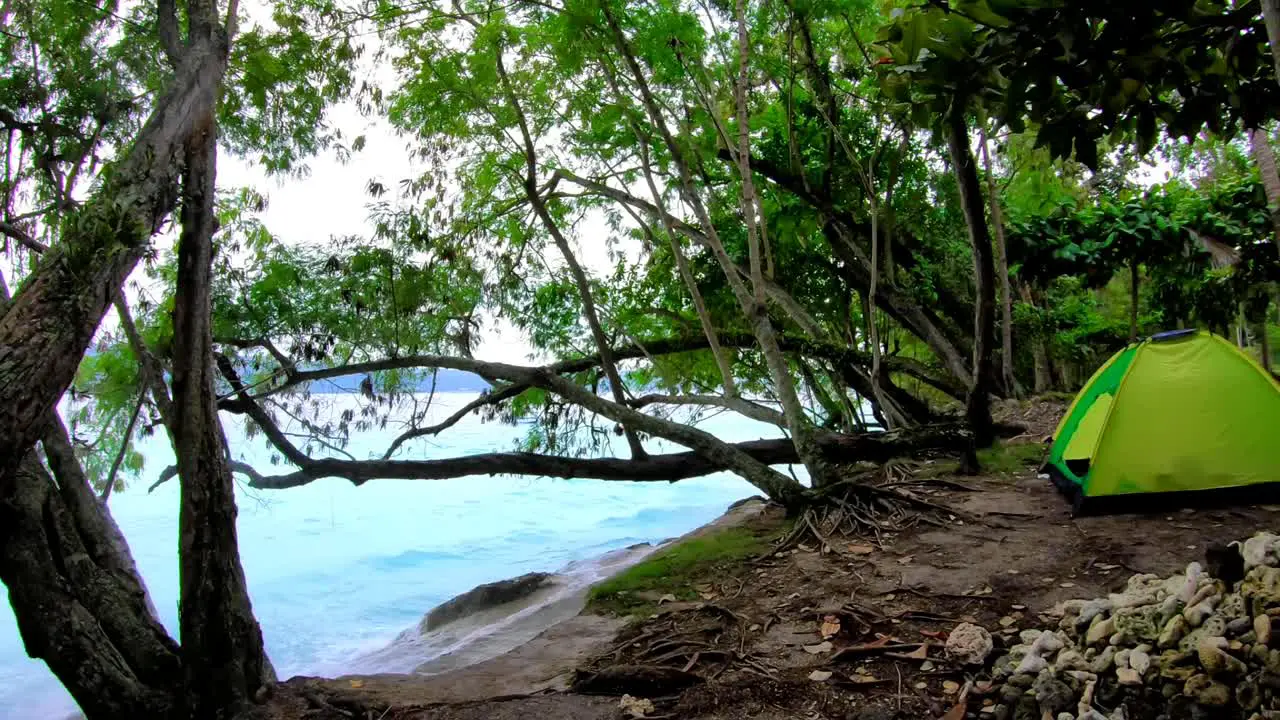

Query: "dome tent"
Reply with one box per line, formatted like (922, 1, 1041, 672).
(1045, 329, 1280, 514)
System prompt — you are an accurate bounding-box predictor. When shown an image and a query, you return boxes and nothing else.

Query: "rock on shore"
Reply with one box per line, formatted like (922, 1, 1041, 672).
(987, 532, 1280, 719)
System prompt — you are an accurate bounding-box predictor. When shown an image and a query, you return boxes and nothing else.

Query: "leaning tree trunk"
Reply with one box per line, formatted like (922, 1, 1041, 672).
(980, 128, 1022, 398)
(604, 2, 837, 488)
(945, 110, 997, 449)
(493, 51, 648, 460)
(170, 120, 273, 718)
(0, 31, 230, 485)
(0, 279, 180, 718)
(728, 0, 836, 486)
(1249, 127, 1280, 260)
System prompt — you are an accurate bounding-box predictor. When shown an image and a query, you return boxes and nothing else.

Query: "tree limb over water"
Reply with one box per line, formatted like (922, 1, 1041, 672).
(151, 424, 973, 491)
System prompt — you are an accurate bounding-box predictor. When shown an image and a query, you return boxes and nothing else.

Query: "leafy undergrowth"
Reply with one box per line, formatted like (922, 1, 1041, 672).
(587, 525, 782, 617)
(912, 440, 1046, 479)
(976, 440, 1047, 475)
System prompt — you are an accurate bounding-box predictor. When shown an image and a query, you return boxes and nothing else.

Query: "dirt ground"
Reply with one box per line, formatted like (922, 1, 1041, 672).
(270, 403, 1280, 720)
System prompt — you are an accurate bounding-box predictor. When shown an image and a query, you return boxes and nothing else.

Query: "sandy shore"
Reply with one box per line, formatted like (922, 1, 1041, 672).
(283, 496, 769, 706)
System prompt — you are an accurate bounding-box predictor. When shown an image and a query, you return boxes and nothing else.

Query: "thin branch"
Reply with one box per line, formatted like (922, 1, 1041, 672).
(100, 392, 145, 501)
(629, 392, 786, 426)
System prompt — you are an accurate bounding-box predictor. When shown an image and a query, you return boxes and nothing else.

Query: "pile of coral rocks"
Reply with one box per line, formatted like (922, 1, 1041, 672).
(984, 532, 1280, 720)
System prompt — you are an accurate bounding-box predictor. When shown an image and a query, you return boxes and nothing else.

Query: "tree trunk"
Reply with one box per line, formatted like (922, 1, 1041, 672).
(1262, 318, 1273, 373)
(536, 200, 648, 459)
(604, 3, 836, 488)
(42, 419, 168, 631)
(1129, 260, 1140, 341)
(1262, 0, 1280, 91)
(944, 110, 997, 448)
(1249, 127, 1280, 260)
(0, 456, 179, 718)
(630, 131, 737, 397)
(0, 258, 179, 719)
(979, 128, 1022, 398)
(0, 35, 229, 484)
(170, 123, 273, 718)
(1017, 284, 1051, 393)
(493, 52, 648, 460)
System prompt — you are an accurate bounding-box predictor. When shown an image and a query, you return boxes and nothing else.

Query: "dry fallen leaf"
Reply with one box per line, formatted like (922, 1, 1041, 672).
(898, 555, 915, 565)
(820, 615, 841, 639)
(847, 544, 875, 555)
(849, 673, 881, 684)
(348, 679, 365, 689)
(921, 630, 948, 640)
(942, 680, 961, 694)
(803, 641, 834, 654)
(905, 643, 930, 660)
(808, 670, 833, 682)
(658, 593, 677, 604)
(998, 616, 1016, 627)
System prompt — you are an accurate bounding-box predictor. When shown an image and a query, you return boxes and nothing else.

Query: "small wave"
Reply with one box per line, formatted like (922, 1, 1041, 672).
(594, 506, 692, 528)
(372, 549, 469, 570)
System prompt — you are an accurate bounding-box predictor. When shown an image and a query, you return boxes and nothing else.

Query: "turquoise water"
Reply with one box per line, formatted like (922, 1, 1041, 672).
(0, 393, 775, 719)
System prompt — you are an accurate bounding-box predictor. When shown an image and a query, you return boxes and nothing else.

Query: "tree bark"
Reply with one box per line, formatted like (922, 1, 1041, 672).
(1262, 0, 1280, 91)
(945, 110, 997, 447)
(0, 32, 229, 484)
(1249, 127, 1280, 260)
(220, 349, 810, 506)
(602, 3, 837, 488)
(0, 252, 179, 719)
(1018, 284, 1052, 393)
(1261, 317, 1273, 373)
(0, 456, 179, 718)
(170, 122, 272, 718)
(162, 412, 973, 491)
(1129, 260, 1140, 341)
(627, 126, 737, 397)
(979, 128, 1021, 398)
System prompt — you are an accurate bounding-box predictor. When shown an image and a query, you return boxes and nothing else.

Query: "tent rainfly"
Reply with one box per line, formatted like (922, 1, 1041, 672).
(1044, 329, 1280, 515)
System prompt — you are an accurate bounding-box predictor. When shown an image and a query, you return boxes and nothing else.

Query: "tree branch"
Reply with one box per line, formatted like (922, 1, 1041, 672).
(381, 383, 525, 459)
(0, 220, 49, 253)
(218, 348, 808, 504)
(628, 392, 786, 426)
(101, 392, 145, 502)
(115, 296, 174, 427)
(148, 424, 972, 491)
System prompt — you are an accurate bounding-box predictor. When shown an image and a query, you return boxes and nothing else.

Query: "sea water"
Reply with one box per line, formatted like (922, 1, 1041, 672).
(0, 393, 780, 719)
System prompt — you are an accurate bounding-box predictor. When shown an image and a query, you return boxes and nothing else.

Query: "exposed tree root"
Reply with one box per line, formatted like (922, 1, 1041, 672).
(776, 463, 974, 552)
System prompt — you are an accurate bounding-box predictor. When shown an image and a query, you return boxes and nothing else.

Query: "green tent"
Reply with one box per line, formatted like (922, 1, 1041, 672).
(1045, 329, 1280, 514)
